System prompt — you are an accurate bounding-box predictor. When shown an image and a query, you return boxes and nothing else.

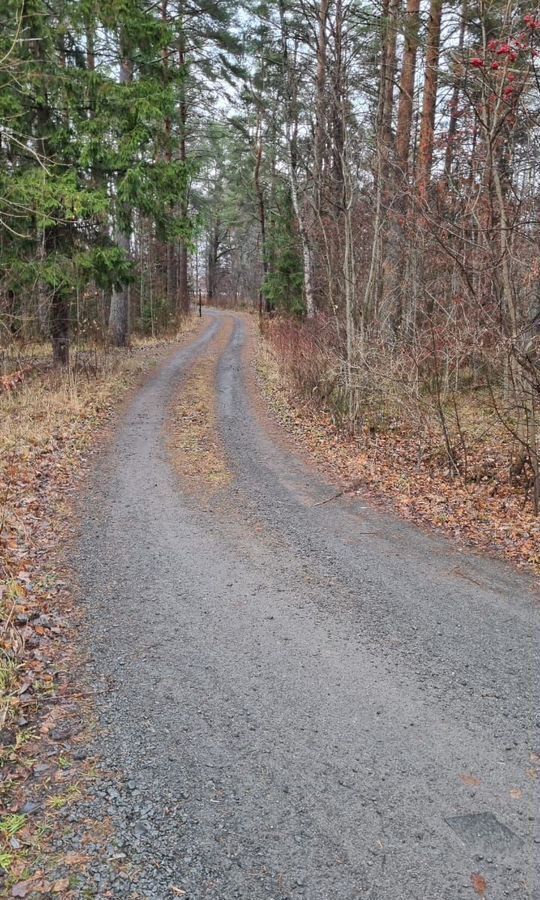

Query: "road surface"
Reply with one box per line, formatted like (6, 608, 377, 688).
(76, 310, 539, 899)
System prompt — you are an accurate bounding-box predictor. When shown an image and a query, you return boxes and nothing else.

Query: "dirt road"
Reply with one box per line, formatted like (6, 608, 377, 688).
(75, 310, 539, 899)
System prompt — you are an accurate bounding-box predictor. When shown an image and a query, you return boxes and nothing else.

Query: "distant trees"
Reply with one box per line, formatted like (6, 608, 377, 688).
(0, 0, 239, 359)
(186, 0, 540, 509)
(5, 1, 540, 507)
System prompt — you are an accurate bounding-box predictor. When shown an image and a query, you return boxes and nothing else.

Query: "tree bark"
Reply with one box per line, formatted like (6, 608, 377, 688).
(207, 222, 220, 303)
(177, 10, 190, 316)
(417, 0, 443, 197)
(51, 290, 70, 366)
(364, 0, 399, 323)
(395, 0, 421, 173)
(254, 126, 271, 312)
(178, 242, 189, 313)
(378, 0, 399, 150)
(109, 30, 134, 346)
(314, 0, 330, 214)
(443, 0, 466, 181)
(278, 0, 315, 318)
(381, 0, 421, 333)
(331, 0, 345, 206)
(27, 2, 71, 360)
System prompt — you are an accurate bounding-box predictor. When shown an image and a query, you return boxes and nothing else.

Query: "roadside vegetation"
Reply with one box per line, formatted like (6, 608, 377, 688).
(259, 317, 540, 575)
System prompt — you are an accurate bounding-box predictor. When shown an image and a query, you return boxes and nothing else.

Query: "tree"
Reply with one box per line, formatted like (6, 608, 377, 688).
(0, 0, 117, 363)
(108, 21, 135, 347)
(417, 0, 444, 197)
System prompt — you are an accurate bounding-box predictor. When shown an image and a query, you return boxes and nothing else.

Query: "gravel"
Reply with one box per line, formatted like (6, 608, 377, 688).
(64, 311, 539, 899)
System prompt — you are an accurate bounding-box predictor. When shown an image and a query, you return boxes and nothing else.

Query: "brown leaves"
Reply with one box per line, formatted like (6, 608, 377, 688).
(459, 773, 481, 786)
(11, 877, 70, 897)
(0, 349, 175, 893)
(0, 368, 29, 395)
(260, 328, 540, 578)
(168, 324, 233, 493)
(11, 879, 36, 898)
(1, 329, 209, 892)
(471, 873, 488, 895)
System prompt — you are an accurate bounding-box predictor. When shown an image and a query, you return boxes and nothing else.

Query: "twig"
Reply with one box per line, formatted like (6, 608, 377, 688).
(312, 490, 345, 507)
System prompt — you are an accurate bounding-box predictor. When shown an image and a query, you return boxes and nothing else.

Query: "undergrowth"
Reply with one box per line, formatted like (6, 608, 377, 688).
(260, 315, 540, 575)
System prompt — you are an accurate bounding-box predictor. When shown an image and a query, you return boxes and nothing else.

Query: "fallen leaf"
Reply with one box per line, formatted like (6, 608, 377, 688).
(61, 851, 90, 866)
(52, 879, 70, 893)
(11, 881, 35, 898)
(509, 788, 523, 800)
(471, 873, 487, 896)
(459, 773, 481, 786)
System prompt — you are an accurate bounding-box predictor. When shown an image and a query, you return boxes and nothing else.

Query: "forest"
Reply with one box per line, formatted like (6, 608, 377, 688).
(2, 0, 540, 522)
(1, 4, 540, 895)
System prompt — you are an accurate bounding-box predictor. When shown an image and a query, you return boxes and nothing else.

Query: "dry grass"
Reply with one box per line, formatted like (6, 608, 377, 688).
(258, 324, 540, 577)
(1, 316, 205, 663)
(167, 319, 233, 494)
(0, 334, 200, 473)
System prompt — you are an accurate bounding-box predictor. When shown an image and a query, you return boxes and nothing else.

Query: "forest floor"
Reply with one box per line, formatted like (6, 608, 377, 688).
(258, 330, 540, 580)
(0, 308, 539, 899)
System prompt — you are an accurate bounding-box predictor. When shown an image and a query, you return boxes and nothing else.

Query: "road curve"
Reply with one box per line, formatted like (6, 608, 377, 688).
(76, 309, 539, 900)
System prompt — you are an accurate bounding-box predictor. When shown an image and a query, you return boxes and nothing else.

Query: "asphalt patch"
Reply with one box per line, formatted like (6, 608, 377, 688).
(445, 812, 523, 854)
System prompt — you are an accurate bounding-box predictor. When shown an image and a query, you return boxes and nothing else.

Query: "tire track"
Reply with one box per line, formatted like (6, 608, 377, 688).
(69, 309, 539, 900)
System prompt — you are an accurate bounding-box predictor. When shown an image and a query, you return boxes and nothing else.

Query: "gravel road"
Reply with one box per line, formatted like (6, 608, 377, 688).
(74, 310, 539, 899)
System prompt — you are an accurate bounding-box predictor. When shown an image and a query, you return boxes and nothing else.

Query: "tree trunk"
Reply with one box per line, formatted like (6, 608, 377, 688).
(109, 232, 130, 345)
(207, 223, 220, 303)
(27, 4, 72, 359)
(381, 0, 421, 332)
(177, 15, 190, 317)
(331, 0, 345, 207)
(364, 0, 399, 322)
(395, 0, 420, 173)
(177, 140, 190, 315)
(86, 24, 95, 72)
(417, 0, 443, 197)
(178, 244, 189, 313)
(254, 126, 271, 312)
(51, 291, 70, 366)
(161, 0, 175, 314)
(443, 0, 466, 181)
(379, 0, 399, 150)
(314, 0, 330, 214)
(278, 0, 315, 318)
(109, 30, 134, 346)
